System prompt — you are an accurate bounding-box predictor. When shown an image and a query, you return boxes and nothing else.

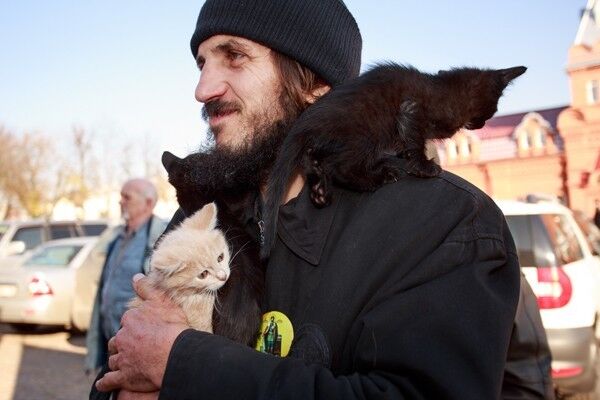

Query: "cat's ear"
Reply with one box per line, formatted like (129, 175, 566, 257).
(183, 202, 218, 231)
(497, 66, 527, 88)
(162, 151, 183, 174)
(154, 260, 186, 278)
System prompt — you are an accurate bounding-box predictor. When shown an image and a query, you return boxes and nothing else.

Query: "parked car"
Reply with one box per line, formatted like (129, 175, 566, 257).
(573, 209, 600, 256)
(0, 237, 98, 331)
(497, 199, 600, 397)
(0, 220, 108, 260)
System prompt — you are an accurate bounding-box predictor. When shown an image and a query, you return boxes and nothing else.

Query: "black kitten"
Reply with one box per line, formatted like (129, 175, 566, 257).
(89, 153, 265, 400)
(261, 62, 526, 257)
(161, 151, 264, 346)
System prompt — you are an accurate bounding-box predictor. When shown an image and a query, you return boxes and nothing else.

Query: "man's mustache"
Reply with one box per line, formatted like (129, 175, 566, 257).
(202, 101, 242, 121)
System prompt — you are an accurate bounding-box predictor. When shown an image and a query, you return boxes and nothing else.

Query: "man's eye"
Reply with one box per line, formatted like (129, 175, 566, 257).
(228, 51, 245, 62)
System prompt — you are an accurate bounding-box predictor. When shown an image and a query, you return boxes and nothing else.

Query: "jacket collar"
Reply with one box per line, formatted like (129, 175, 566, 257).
(276, 184, 340, 266)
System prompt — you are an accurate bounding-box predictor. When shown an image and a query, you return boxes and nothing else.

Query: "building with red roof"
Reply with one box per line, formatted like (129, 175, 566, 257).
(438, 0, 600, 217)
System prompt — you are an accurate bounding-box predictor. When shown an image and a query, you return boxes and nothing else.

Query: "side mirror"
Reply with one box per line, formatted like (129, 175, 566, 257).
(6, 241, 26, 256)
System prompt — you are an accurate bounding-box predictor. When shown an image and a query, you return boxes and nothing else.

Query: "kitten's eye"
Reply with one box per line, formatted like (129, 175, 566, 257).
(198, 270, 209, 279)
(217, 253, 224, 263)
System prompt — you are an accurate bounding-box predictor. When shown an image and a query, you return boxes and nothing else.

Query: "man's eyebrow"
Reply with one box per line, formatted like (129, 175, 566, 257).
(196, 39, 251, 67)
(214, 39, 251, 54)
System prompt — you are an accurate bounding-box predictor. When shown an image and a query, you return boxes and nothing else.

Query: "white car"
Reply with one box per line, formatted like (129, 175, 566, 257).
(0, 219, 108, 259)
(0, 237, 98, 331)
(497, 199, 600, 396)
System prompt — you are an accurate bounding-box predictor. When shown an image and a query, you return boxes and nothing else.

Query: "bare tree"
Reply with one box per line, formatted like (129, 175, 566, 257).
(120, 142, 135, 178)
(63, 126, 99, 215)
(0, 127, 67, 218)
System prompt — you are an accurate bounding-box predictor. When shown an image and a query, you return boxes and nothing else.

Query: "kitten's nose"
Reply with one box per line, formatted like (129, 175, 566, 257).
(216, 270, 228, 282)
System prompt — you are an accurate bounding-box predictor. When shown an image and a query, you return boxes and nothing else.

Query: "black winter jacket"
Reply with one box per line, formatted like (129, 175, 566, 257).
(502, 274, 554, 399)
(158, 171, 521, 399)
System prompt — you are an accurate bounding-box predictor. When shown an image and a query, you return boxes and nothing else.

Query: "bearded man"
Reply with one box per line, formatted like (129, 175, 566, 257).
(95, 1, 521, 399)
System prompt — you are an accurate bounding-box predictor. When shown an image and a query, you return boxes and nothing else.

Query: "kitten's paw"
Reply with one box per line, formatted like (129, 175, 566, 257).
(406, 159, 441, 178)
(383, 170, 401, 184)
(310, 182, 331, 208)
(374, 156, 409, 186)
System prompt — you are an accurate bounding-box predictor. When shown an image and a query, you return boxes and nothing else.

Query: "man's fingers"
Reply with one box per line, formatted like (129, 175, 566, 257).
(96, 370, 123, 392)
(108, 336, 118, 355)
(108, 353, 120, 371)
(132, 274, 160, 301)
(118, 390, 160, 400)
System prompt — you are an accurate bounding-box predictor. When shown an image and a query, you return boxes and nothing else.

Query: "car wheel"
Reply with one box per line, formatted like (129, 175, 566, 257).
(9, 323, 39, 332)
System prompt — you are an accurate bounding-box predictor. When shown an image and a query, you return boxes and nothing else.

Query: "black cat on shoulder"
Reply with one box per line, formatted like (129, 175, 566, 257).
(261, 62, 526, 258)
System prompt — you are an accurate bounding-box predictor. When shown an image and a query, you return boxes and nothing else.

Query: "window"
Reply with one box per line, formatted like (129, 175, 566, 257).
(445, 139, 458, 161)
(12, 227, 43, 250)
(50, 224, 74, 240)
(587, 80, 600, 104)
(540, 214, 583, 265)
(0, 223, 8, 241)
(505, 213, 584, 267)
(25, 245, 83, 267)
(505, 216, 535, 266)
(81, 223, 108, 236)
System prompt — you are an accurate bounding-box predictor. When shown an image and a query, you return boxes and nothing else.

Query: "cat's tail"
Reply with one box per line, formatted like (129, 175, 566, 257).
(261, 128, 306, 260)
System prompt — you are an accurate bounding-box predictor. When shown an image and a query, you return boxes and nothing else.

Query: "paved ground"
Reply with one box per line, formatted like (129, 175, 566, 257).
(0, 323, 95, 400)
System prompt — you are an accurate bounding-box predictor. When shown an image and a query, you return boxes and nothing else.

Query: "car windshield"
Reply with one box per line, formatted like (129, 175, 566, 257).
(24, 244, 83, 267)
(0, 223, 8, 241)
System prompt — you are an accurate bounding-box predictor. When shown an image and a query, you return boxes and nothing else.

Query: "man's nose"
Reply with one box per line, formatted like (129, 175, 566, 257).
(195, 64, 227, 103)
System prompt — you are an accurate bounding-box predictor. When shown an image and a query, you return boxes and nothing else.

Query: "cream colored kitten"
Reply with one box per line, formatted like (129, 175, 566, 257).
(129, 202, 230, 332)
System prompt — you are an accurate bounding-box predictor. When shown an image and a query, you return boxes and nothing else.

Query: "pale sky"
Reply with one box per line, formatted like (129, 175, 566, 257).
(0, 1, 584, 161)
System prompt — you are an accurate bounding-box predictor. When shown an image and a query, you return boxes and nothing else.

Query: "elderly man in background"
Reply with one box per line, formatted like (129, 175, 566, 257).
(85, 178, 167, 373)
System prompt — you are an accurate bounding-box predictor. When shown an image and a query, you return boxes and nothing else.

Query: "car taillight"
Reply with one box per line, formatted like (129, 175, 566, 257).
(536, 266, 572, 309)
(552, 366, 583, 378)
(28, 275, 53, 296)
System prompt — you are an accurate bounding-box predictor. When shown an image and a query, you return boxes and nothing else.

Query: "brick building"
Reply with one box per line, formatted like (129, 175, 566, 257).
(438, 0, 600, 217)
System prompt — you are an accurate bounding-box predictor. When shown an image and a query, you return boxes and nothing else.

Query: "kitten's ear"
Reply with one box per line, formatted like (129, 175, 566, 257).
(497, 66, 527, 87)
(154, 260, 186, 278)
(183, 202, 218, 231)
(162, 151, 182, 174)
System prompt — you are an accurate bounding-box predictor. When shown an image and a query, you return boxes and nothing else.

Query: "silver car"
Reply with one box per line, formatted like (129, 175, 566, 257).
(0, 219, 109, 256)
(0, 237, 98, 331)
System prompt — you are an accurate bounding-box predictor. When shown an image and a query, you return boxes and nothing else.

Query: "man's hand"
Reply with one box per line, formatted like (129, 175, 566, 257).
(95, 273, 189, 393)
(117, 390, 160, 400)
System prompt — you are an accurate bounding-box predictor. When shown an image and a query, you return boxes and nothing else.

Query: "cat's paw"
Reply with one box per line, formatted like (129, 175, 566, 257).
(310, 182, 331, 208)
(406, 158, 441, 178)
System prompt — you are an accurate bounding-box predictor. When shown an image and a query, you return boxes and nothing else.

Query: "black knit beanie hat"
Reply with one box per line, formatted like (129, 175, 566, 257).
(190, 0, 362, 86)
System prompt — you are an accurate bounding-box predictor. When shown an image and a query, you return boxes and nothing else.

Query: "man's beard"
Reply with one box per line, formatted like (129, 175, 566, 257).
(197, 92, 303, 193)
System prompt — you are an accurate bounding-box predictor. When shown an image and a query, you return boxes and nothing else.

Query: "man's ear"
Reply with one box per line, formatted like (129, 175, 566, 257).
(304, 84, 331, 104)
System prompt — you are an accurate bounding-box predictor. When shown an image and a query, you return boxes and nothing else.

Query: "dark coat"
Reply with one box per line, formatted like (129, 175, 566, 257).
(502, 275, 554, 399)
(159, 170, 521, 399)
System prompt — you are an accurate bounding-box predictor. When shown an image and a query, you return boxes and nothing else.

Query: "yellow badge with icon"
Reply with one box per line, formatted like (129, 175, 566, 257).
(255, 311, 294, 357)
